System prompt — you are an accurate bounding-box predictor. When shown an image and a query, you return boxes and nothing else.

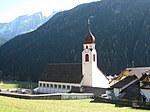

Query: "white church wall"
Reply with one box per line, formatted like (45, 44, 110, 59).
(81, 44, 97, 87)
(38, 81, 80, 94)
(81, 63, 92, 86)
(92, 68, 109, 88)
(81, 42, 109, 88)
(81, 46, 92, 86)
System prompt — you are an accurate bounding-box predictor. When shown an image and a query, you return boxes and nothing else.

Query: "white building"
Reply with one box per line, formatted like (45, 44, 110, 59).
(38, 63, 82, 94)
(38, 19, 109, 94)
(140, 82, 150, 102)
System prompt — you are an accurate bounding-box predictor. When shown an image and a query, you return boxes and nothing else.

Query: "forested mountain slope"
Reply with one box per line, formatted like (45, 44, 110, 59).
(0, 0, 150, 81)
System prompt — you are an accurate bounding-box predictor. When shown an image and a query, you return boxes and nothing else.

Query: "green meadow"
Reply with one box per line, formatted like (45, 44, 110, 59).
(0, 81, 37, 89)
(0, 82, 149, 112)
(0, 96, 149, 112)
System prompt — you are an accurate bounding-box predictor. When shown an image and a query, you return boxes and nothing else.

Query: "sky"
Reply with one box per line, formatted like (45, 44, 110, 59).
(0, 0, 100, 23)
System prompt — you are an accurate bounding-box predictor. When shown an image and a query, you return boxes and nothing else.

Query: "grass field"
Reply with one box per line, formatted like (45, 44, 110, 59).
(0, 96, 149, 112)
(0, 81, 37, 89)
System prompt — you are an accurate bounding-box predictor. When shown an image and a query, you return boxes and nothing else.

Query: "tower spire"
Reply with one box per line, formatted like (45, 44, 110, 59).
(88, 17, 91, 33)
(83, 16, 95, 44)
(88, 16, 94, 33)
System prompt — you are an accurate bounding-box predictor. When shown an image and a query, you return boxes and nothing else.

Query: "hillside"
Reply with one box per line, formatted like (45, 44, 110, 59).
(0, 38, 7, 46)
(0, 0, 150, 81)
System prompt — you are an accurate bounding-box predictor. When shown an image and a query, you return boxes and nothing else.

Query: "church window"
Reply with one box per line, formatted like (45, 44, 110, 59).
(58, 85, 61, 89)
(85, 54, 89, 62)
(93, 54, 95, 61)
(86, 46, 88, 49)
(39, 83, 42, 87)
(43, 83, 45, 87)
(51, 84, 53, 88)
(67, 85, 70, 90)
(63, 85, 66, 89)
(54, 84, 57, 88)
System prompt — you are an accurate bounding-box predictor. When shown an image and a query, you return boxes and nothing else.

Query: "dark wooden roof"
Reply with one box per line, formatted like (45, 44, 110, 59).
(111, 75, 137, 88)
(39, 63, 83, 84)
(119, 81, 140, 100)
(141, 82, 150, 89)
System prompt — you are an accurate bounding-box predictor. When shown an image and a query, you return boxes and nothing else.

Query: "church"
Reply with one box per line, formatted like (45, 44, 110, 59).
(38, 18, 109, 94)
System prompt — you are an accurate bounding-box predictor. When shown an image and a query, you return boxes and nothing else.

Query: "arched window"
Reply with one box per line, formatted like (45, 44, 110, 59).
(86, 46, 88, 49)
(85, 54, 89, 62)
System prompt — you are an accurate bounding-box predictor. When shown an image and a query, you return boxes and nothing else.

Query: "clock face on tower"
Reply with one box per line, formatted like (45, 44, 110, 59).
(90, 45, 92, 48)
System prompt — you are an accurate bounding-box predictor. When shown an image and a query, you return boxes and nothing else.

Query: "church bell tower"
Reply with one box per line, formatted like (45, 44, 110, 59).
(81, 17, 97, 86)
(81, 17, 109, 88)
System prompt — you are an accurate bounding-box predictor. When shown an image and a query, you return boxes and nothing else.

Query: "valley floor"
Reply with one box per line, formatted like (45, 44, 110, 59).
(0, 96, 149, 112)
(0, 81, 37, 89)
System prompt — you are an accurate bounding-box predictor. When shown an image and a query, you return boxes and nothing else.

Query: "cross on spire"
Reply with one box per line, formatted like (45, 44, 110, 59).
(88, 16, 94, 33)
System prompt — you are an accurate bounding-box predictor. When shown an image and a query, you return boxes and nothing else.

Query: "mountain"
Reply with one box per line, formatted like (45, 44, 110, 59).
(0, 37, 7, 46)
(0, 0, 150, 81)
(0, 12, 53, 46)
